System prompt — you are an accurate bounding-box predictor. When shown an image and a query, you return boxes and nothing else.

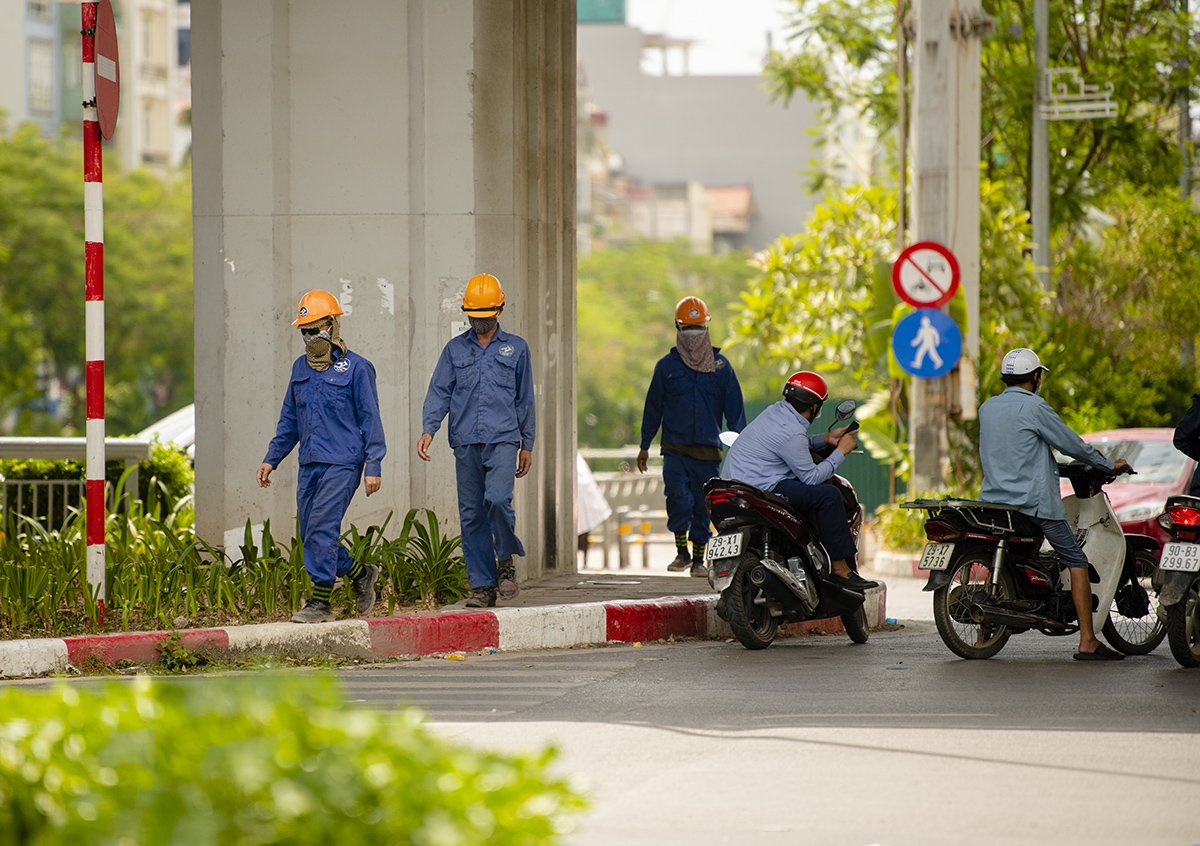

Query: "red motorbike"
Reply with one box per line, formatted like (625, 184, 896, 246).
(704, 401, 871, 650)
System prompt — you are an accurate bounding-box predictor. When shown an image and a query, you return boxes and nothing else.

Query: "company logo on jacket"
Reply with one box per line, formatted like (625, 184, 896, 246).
(334, 359, 350, 372)
(499, 344, 514, 357)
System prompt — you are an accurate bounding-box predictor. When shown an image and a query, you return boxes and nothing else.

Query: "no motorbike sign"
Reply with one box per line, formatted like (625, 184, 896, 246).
(892, 241, 960, 309)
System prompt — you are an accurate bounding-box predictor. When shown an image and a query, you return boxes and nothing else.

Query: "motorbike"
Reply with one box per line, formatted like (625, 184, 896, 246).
(1153, 494, 1200, 667)
(903, 461, 1164, 659)
(704, 400, 871, 650)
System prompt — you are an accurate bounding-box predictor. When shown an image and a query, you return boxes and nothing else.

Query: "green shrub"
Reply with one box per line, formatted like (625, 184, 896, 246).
(0, 507, 470, 637)
(0, 442, 194, 522)
(872, 485, 981, 553)
(0, 675, 585, 845)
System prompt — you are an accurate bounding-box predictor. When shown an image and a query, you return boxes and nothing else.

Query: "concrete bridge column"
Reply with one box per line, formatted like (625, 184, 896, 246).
(191, 1, 576, 583)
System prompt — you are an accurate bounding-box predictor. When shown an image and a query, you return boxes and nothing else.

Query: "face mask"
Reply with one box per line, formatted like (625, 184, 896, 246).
(470, 316, 498, 335)
(678, 326, 706, 336)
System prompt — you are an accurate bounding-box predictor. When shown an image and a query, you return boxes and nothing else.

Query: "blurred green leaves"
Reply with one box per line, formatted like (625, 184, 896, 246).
(0, 674, 585, 845)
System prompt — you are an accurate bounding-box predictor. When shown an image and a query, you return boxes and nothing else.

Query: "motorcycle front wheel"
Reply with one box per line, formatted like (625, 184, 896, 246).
(1165, 574, 1200, 668)
(1101, 548, 1166, 655)
(725, 551, 779, 650)
(841, 604, 869, 644)
(932, 554, 1014, 659)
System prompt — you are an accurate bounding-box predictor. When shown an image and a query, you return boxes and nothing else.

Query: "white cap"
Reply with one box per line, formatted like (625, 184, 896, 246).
(1001, 348, 1049, 377)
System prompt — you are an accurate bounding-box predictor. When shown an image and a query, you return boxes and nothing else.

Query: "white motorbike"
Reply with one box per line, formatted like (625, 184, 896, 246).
(904, 462, 1163, 659)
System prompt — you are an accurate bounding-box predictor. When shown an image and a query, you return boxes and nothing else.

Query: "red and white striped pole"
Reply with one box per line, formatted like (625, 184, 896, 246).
(82, 0, 106, 612)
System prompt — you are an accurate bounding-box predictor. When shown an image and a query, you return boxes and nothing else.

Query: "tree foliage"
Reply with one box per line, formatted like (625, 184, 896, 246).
(0, 121, 194, 436)
(765, 0, 1199, 221)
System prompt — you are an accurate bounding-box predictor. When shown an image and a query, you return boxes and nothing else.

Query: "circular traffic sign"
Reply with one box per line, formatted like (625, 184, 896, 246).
(95, 0, 120, 140)
(892, 241, 960, 309)
(892, 308, 963, 379)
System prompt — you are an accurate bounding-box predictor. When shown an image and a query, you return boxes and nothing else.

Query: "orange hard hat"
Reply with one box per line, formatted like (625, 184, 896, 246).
(292, 290, 344, 326)
(674, 296, 710, 326)
(462, 273, 505, 317)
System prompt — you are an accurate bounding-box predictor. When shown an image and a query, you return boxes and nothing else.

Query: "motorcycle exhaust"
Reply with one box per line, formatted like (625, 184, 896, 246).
(969, 603, 1074, 633)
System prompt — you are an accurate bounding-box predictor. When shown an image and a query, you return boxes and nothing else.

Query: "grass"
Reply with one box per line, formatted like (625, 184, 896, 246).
(0, 498, 469, 640)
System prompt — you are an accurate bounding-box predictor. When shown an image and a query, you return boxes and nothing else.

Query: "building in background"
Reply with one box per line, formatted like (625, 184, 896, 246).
(577, 9, 823, 252)
(0, 0, 190, 172)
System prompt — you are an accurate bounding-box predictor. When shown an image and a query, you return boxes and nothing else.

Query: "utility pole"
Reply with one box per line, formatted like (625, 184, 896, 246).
(908, 0, 990, 491)
(1032, 0, 1050, 290)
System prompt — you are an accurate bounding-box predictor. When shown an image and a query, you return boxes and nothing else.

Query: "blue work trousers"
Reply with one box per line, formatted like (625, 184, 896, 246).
(296, 462, 362, 586)
(770, 478, 856, 561)
(662, 451, 721, 544)
(453, 443, 525, 588)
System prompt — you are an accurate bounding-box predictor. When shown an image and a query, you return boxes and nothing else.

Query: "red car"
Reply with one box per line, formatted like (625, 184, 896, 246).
(1060, 429, 1198, 545)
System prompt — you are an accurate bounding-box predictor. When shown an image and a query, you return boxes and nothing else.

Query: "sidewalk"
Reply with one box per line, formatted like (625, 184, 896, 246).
(0, 544, 889, 679)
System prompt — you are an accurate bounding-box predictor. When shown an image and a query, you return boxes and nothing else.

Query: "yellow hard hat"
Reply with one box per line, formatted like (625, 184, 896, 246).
(462, 273, 505, 318)
(292, 290, 344, 326)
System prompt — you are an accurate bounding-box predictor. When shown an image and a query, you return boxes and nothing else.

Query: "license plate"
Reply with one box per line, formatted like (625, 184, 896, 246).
(704, 533, 743, 561)
(1160, 542, 1200, 572)
(918, 542, 954, 571)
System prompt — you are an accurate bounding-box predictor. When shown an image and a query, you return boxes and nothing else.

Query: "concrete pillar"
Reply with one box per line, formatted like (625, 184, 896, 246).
(191, 1, 577, 583)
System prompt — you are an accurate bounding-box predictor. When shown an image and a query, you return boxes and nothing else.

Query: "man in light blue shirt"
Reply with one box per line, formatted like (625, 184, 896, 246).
(418, 274, 535, 608)
(723, 371, 875, 592)
(979, 348, 1130, 661)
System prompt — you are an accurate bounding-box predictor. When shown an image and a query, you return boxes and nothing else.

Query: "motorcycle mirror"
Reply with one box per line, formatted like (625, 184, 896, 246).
(834, 399, 856, 421)
(719, 431, 739, 447)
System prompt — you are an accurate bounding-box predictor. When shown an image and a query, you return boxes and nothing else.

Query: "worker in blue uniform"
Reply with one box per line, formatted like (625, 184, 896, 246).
(637, 296, 747, 576)
(418, 273, 536, 608)
(258, 289, 387, 623)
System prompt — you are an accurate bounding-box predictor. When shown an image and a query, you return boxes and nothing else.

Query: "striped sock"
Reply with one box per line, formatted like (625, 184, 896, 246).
(692, 541, 705, 561)
(346, 560, 364, 582)
(675, 534, 688, 556)
(311, 584, 333, 604)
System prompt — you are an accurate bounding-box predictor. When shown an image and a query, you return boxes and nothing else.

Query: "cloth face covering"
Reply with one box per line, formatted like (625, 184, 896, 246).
(303, 316, 348, 371)
(676, 326, 715, 373)
(469, 316, 498, 336)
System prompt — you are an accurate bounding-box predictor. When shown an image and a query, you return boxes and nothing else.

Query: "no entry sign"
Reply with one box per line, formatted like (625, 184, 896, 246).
(892, 241, 960, 309)
(95, 0, 120, 140)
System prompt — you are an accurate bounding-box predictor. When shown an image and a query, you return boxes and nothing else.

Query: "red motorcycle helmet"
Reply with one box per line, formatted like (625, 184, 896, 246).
(782, 371, 828, 407)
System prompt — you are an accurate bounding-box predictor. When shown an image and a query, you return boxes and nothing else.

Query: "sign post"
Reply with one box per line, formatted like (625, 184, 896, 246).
(82, 0, 119, 614)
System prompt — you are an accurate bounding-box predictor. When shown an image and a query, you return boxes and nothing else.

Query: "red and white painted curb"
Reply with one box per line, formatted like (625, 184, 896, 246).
(0, 586, 886, 679)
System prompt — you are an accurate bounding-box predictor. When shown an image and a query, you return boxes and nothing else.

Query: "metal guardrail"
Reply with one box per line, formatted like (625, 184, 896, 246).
(0, 437, 153, 534)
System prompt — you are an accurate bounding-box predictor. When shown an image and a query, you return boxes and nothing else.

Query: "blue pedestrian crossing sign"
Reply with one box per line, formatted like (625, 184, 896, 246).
(892, 309, 962, 379)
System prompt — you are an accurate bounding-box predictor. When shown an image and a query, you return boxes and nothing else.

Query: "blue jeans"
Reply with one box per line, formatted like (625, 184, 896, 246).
(662, 451, 721, 544)
(1030, 515, 1089, 569)
(453, 443, 525, 589)
(296, 462, 361, 586)
(769, 478, 856, 561)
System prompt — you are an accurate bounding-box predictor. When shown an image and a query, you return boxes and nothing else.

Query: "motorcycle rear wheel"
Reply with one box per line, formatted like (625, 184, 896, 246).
(841, 604, 869, 644)
(725, 551, 779, 650)
(1100, 548, 1166, 655)
(932, 554, 1014, 660)
(1165, 574, 1200, 668)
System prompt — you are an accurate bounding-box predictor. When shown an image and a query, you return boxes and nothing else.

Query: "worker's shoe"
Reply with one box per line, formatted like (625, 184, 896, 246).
(689, 558, 708, 578)
(465, 586, 497, 608)
(497, 557, 520, 599)
(291, 599, 335, 624)
(667, 551, 692, 572)
(351, 563, 380, 615)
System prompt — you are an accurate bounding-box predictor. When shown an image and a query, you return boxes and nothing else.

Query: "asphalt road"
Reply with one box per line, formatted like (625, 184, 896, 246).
(338, 624, 1200, 846)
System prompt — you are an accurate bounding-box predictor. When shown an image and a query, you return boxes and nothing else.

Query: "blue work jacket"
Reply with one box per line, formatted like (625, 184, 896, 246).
(722, 400, 843, 490)
(422, 326, 536, 450)
(639, 348, 746, 451)
(979, 387, 1113, 521)
(263, 349, 387, 476)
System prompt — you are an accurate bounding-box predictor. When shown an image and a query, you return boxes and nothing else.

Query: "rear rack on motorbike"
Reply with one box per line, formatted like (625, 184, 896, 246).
(900, 498, 1024, 536)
